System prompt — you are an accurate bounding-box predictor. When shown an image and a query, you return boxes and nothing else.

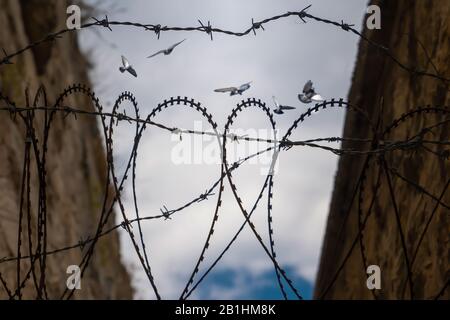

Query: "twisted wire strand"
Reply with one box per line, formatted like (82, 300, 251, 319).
(1, 6, 448, 83)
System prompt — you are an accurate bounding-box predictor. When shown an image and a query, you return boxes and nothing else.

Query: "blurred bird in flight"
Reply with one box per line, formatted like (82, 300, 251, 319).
(272, 96, 296, 115)
(119, 55, 137, 78)
(298, 80, 324, 103)
(147, 39, 187, 58)
(214, 82, 252, 96)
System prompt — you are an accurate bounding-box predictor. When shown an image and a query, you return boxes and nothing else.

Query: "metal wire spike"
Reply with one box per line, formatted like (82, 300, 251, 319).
(1, 48, 13, 64)
(92, 15, 112, 31)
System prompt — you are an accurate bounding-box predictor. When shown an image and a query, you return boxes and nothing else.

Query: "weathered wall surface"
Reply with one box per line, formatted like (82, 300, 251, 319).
(314, 0, 449, 299)
(0, 0, 133, 299)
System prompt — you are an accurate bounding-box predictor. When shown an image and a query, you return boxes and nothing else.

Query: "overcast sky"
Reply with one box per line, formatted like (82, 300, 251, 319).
(80, 0, 369, 299)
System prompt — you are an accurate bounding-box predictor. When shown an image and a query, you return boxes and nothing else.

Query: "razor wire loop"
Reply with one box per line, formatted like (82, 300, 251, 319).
(318, 107, 450, 300)
(268, 149, 279, 177)
(220, 98, 300, 300)
(0, 95, 448, 300)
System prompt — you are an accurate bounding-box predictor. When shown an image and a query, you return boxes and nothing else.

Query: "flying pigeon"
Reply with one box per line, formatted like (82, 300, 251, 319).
(147, 39, 187, 58)
(298, 80, 324, 104)
(119, 55, 137, 78)
(272, 96, 296, 115)
(214, 82, 252, 96)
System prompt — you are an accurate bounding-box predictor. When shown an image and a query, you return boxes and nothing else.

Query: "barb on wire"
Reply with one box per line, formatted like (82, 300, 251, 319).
(198, 19, 213, 41)
(92, 15, 113, 31)
(78, 237, 91, 252)
(340, 20, 355, 31)
(0, 6, 447, 83)
(120, 218, 132, 230)
(1, 48, 13, 65)
(197, 190, 215, 203)
(252, 18, 265, 35)
(290, 4, 312, 23)
(172, 128, 183, 141)
(151, 24, 162, 39)
(160, 206, 172, 220)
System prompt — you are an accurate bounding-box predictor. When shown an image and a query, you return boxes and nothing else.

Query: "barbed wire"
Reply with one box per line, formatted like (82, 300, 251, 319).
(0, 5, 449, 83)
(0, 4, 449, 301)
(0, 86, 448, 300)
(316, 106, 449, 300)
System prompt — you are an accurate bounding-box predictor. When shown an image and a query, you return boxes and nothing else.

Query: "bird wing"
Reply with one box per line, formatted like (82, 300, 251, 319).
(298, 94, 310, 103)
(239, 82, 251, 90)
(147, 50, 165, 58)
(128, 67, 138, 78)
(311, 94, 324, 101)
(121, 55, 130, 68)
(280, 105, 296, 110)
(170, 39, 186, 50)
(303, 80, 313, 94)
(272, 96, 279, 108)
(214, 87, 237, 93)
(273, 109, 283, 114)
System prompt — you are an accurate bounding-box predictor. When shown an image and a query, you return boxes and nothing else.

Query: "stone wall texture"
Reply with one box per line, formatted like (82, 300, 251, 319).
(314, 0, 449, 299)
(0, 0, 133, 299)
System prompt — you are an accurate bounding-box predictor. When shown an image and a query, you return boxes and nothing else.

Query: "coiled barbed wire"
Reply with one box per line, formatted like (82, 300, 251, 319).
(0, 5, 449, 300)
(0, 87, 448, 300)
